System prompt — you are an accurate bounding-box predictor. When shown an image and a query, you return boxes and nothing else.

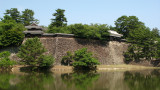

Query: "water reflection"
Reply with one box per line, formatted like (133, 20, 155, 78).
(0, 73, 15, 90)
(124, 70, 160, 90)
(1, 69, 160, 90)
(0, 72, 54, 90)
(61, 72, 100, 90)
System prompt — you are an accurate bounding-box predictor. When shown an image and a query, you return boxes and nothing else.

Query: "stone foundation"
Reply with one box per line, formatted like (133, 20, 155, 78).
(1, 36, 128, 65)
(40, 37, 128, 65)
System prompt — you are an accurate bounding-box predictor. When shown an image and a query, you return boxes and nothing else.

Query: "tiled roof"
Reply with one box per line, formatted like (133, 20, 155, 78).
(23, 31, 44, 34)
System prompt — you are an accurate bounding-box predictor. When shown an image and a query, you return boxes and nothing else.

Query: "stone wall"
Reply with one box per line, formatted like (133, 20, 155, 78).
(40, 37, 128, 65)
(1, 36, 128, 65)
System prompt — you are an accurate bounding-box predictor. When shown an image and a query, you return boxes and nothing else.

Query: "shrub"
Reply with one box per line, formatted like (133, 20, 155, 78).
(0, 51, 10, 58)
(38, 55, 54, 68)
(61, 51, 74, 66)
(62, 48, 99, 70)
(0, 51, 15, 70)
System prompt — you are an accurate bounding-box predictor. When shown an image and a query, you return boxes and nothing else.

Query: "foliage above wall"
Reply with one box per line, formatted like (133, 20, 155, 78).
(47, 23, 110, 41)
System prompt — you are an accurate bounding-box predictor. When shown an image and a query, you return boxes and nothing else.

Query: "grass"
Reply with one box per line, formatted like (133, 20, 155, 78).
(10, 64, 160, 74)
(96, 64, 160, 72)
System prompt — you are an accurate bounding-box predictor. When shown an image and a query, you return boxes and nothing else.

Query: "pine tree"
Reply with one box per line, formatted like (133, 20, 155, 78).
(17, 37, 54, 69)
(50, 9, 67, 28)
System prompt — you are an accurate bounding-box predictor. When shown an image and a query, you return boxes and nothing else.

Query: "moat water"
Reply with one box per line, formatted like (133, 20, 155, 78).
(0, 69, 160, 90)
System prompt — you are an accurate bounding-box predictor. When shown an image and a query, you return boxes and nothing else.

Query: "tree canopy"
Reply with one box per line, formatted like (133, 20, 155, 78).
(1, 8, 38, 26)
(0, 8, 38, 47)
(125, 26, 157, 61)
(114, 15, 160, 61)
(4, 8, 21, 23)
(151, 27, 160, 38)
(115, 15, 144, 38)
(49, 8, 67, 28)
(0, 20, 25, 47)
(21, 9, 39, 26)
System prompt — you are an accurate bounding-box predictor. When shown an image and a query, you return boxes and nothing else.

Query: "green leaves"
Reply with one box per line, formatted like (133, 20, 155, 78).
(61, 51, 74, 66)
(0, 21, 25, 47)
(0, 51, 15, 70)
(115, 15, 160, 61)
(47, 23, 110, 41)
(124, 25, 159, 61)
(38, 55, 54, 68)
(2, 8, 38, 25)
(50, 9, 67, 27)
(0, 29, 24, 47)
(17, 37, 54, 69)
(0, 51, 10, 58)
(4, 8, 21, 23)
(21, 9, 39, 26)
(72, 48, 100, 70)
(71, 24, 110, 41)
(115, 15, 144, 38)
(18, 37, 46, 65)
(62, 48, 99, 70)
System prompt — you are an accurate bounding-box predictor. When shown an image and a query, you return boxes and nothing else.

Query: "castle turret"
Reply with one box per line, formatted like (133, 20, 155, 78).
(24, 23, 44, 37)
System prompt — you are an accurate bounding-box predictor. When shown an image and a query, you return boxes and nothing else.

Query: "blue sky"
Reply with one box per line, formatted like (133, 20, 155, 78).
(1, 0, 160, 29)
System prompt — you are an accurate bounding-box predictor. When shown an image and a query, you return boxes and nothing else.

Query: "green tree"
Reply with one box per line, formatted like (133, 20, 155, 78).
(72, 48, 100, 70)
(115, 15, 144, 38)
(0, 15, 13, 23)
(124, 26, 156, 61)
(17, 37, 54, 69)
(0, 51, 15, 70)
(4, 8, 21, 23)
(0, 29, 24, 47)
(49, 9, 67, 28)
(151, 27, 159, 38)
(0, 21, 4, 36)
(154, 38, 160, 59)
(21, 9, 39, 26)
(0, 21, 25, 47)
(61, 51, 74, 66)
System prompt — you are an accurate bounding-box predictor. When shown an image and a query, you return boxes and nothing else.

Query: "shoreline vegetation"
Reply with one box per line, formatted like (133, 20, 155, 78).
(10, 64, 160, 74)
